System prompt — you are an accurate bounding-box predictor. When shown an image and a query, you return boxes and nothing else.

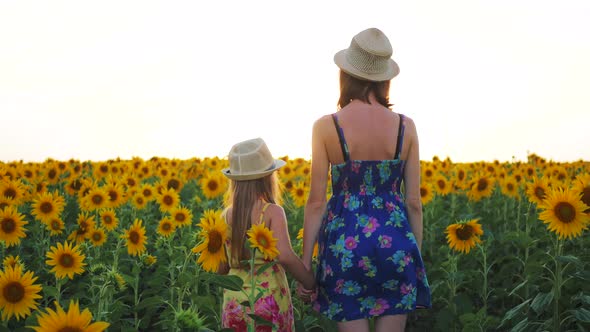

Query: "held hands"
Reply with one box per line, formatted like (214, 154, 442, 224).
(297, 262, 317, 303)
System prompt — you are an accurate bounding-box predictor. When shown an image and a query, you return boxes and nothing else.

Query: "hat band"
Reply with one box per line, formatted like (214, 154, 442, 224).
(346, 39, 390, 75)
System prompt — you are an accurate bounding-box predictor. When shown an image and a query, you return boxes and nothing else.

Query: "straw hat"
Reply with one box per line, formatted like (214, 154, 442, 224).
(221, 138, 286, 181)
(334, 27, 400, 82)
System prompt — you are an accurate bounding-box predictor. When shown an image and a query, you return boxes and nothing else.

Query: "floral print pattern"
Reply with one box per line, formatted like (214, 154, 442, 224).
(313, 113, 431, 321)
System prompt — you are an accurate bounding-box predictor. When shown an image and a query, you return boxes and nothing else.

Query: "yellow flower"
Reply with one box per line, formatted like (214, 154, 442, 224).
(103, 180, 126, 208)
(121, 219, 147, 257)
(200, 173, 226, 200)
(67, 212, 96, 244)
(170, 206, 193, 228)
(3, 255, 23, 269)
(445, 219, 484, 254)
(131, 193, 148, 210)
(467, 174, 495, 202)
(99, 209, 119, 232)
(157, 187, 180, 213)
(572, 173, 590, 214)
(139, 183, 157, 202)
(31, 191, 65, 224)
(432, 175, 452, 196)
(289, 181, 308, 208)
(29, 300, 109, 332)
(143, 255, 157, 266)
(247, 223, 279, 260)
(81, 187, 109, 211)
(0, 179, 27, 205)
(46, 241, 86, 280)
(526, 176, 551, 206)
(193, 213, 228, 272)
(297, 228, 318, 259)
(538, 187, 589, 240)
(0, 265, 42, 321)
(46, 218, 65, 236)
(500, 176, 521, 200)
(0, 205, 28, 247)
(89, 228, 108, 247)
(420, 183, 434, 205)
(157, 217, 176, 237)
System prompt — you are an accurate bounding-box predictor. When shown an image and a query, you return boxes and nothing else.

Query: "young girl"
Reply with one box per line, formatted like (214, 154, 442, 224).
(217, 137, 316, 332)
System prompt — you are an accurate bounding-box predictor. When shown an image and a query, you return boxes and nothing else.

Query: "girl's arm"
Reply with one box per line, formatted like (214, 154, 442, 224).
(402, 117, 423, 250)
(303, 118, 329, 269)
(269, 205, 316, 290)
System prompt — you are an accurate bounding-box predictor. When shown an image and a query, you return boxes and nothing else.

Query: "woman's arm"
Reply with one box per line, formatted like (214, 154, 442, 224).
(303, 118, 329, 268)
(403, 117, 424, 250)
(270, 205, 316, 290)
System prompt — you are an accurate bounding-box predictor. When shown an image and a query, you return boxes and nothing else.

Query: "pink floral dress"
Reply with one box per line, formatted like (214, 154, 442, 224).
(222, 203, 294, 332)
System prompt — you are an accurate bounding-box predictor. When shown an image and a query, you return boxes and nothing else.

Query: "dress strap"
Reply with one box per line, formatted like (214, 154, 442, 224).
(331, 114, 350, 162)
(259, 202, 271, 224)
(394, 114, 405, 160)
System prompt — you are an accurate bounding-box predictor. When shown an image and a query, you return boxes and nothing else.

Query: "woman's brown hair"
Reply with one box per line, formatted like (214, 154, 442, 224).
(225, 172, 282, 266)
(337, 70, 392, 109)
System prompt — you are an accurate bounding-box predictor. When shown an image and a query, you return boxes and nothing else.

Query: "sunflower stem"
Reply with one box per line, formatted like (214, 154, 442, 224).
(478, 243, 489, 313)
(248, 247, 256, 332)
(553, 237, 563, 332)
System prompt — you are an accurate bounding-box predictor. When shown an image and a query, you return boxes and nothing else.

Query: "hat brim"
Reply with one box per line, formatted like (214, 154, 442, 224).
(221, 159, 286, 181)
(334, 49, 400, 82)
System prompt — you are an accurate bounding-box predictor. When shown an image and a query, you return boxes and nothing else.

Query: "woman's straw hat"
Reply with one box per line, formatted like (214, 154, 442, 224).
(221, 138, 286, 181)
(334, 27, 400, 82)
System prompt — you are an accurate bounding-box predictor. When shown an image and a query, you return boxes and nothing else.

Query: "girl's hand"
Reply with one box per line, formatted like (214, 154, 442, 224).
(296, 282, 317, 303)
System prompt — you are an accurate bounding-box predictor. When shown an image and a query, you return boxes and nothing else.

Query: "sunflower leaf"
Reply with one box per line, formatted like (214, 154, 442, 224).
(256, 261, 277, 275)
(530, 292, 554, 315)
(573, 308, 590, 322)
(247, 313, 274, 327)
(200, 272, 243, 291)
(556, 255, 582, 266)
(500, 299, 531, 327)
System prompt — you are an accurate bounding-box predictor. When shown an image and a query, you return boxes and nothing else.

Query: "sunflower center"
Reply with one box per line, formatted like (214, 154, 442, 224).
(425, 170, 433, 178)
(175, 213, 186, 222)
(2, 281, 25, 303)
(0, 202, 8, 210)
(207, 230, 223, 253)
(129, 230, 140, 244)
(103, 216, 112, 224)
(100, 165, 109, 173)
(420, 187, 427, 197)
(92, 232, 103, 242)
(207, 180, 218, 192)
(477, 179, 488, 191)
(4, 188, 16, 199)
(534, 187, 546, 200)
(127, 178, 137, 187)
(554, 202, 575, 223)
(1, 217, 16, 233)
(437, 180, 446, 190)
(456, 225, 474, 241)
(458, 170, 465, 181)
(285, 181, 293, 190)
(51, 220, 61, 230)
(143, 189, 152, 197)
(581, 187, 590, 211)
(59, 254, 75, 268)
(108, 190, 118, 202)
(168, 179, 180, 190)
(162, 222, 171, 231)
(70, 179, 82, 191)
(163, 195, 173, 205)
(48, 169, 57, 179)
(40, 201, 53, 214)
(296, 189, 304, 197)
(256, 234, 269, 248)
(507, 183, 514, 191)
(92, 194, 103, 205)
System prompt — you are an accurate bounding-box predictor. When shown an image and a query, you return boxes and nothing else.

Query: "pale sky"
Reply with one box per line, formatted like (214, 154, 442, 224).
(1, 0, 589, 163)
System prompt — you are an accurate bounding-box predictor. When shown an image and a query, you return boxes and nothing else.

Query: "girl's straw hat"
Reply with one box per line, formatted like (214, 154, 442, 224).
(221, 138, 286, 181)
(334, 27, 400, 82)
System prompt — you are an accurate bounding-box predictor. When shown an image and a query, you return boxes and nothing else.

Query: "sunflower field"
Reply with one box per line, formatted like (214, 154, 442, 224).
(0, 154, 589, 331)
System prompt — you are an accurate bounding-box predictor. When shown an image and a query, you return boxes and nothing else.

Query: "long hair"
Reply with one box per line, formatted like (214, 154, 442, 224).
(225, 172, 282, 266)
(337, 70, 392, 110)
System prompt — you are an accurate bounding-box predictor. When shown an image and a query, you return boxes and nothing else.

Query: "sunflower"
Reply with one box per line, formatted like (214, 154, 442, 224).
(0, 196, 11, 211)
(445, 219, 484, 254)
(193, 213, 228, 272)
(157, 187, 180, 213)
(164, 175, 184, 192)
(67, 212, 96, 244)
(64, 177, 84, 197)
(121, 219, 147, 256)
(247, 223, 279, 260)
(500, 176, 521, 200)
(46, 241, 86, 280)
(131, 193, 148, 210)
(432, 175, 452, 196)
(3, 255, 23, 269)
(44, 163, 61, 185)
(467, 174, 495, 202)
(279, 162, 296, 180)
(170, 206, 193, 228)
(89, 228, 107, 247)
(538, 187, 589, 240)
(0, 265, 42, 321)
(572, 173, 590, 214)
(29, 299, 109, 332)
(421, 165, 436, 182)
(420, 183, 434, 205)
(0, 205, 28, 247)
(526, 176, 551, 206)
(46, 218, 65, 236)
(157, 217, 176, 237)
(139, 183, 157, 202)
(296, 228, 318, 259)
(200, 173, 226, 200)
(289, 181, 308, 208)
(103, 181, 126, 208)
(0, 179, 27, 205)
(123, 174, 140, 191)
(99, 209, 119, 232)
(31, 191, 65, 224)
(81, 187, 109, 211)
(143, 254, 157, 266)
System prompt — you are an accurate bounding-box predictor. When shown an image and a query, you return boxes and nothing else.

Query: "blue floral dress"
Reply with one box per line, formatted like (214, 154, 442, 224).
(313, 113, 431, 322)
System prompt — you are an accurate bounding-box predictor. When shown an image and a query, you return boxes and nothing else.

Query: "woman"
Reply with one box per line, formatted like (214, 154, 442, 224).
(299, 28, 431, 332)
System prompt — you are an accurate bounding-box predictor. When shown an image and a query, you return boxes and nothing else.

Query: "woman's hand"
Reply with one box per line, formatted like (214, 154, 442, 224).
(296, 282, 317, 303)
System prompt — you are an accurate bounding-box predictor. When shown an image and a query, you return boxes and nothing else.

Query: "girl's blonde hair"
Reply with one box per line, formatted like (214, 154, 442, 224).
(225, 172, 282, 266)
